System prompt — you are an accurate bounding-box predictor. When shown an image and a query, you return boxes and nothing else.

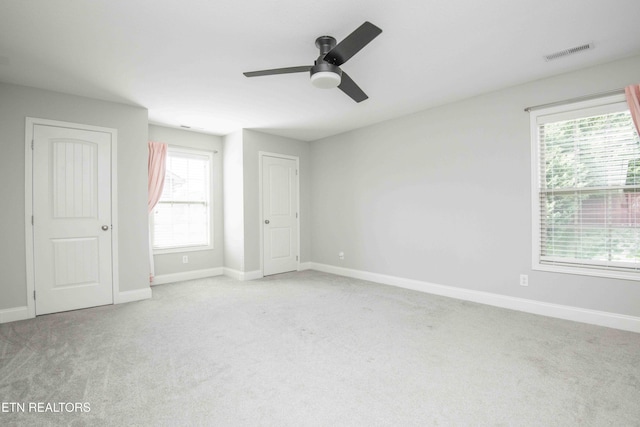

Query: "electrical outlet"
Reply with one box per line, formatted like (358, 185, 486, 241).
(182, 255, 189, 264)
(519, 274, 528, 286)
(338, 251, 344, 260)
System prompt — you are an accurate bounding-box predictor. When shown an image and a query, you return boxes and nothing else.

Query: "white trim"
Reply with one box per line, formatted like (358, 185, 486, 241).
(116, 287, 152, 304)
(243, 269, 263, 281)
(223, 267, 242, 280)
(153, 267, 224, 285)
(258, 151, 301, 277)
(151, 146, 215, 254)
(308, 262, 640, 333)
(111, 127, 120, 305)
(534, 262, 640, 281)
(529, 95, 640, 281)
(25, 120, 35, 318)
(0, 306, 30, 324)
(223, 267, 263, 281)
(298, 262, 312, 271)
(153, 245, 213, 255)
(532, 94, 627, 122)
(0, 289, 150, 323)
(25, 118, 119, 319)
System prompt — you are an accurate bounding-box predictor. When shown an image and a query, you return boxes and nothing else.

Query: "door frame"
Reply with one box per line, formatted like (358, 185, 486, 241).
(258, 151, 300, 277)
(24, 117, 119, 318)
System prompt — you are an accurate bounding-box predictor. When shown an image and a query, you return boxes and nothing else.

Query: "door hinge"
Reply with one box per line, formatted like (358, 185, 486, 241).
(296, 256, 299, 261)
(33, 291, 36, 300)
(296, 169, 298, 175)
(296, 212, 298, 218)
(31, 215, 34, 225)
(31, 140, 34, 150)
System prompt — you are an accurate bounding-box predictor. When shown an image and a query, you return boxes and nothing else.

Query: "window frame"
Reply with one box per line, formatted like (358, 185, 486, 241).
(530, 94, 640, 281)
(151, 145, 214, 254)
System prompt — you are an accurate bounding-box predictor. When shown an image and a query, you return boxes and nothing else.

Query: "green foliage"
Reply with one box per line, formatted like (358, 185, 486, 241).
(539, 111, 640, 263)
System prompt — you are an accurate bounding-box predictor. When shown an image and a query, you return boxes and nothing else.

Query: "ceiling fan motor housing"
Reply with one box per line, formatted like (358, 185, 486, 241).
(315, 36, 337, 55)
(311, 36, 342, 88)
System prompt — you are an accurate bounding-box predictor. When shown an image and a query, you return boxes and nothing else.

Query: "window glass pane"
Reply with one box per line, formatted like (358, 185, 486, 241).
(162, 153, 209, 202)
(540, 112, 639, 190)
(541, 190, 640, 263)
(154, 202, 209, 249)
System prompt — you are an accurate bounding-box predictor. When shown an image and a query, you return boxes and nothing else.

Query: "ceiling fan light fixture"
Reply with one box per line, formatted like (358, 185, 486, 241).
(310, 71, 341, 89)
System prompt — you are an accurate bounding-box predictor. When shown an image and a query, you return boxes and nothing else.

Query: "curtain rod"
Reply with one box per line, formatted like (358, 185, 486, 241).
(524, 88, 625, 112)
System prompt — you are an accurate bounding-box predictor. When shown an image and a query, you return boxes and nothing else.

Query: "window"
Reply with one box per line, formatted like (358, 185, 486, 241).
(531, 95, 640, 280)
(152, 147, 213, 253)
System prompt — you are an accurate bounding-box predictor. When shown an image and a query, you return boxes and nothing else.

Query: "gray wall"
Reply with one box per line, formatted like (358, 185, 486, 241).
(242, 129, 311, 273)
(0, 83, 149, 310)
(4, 54, 638, 320)
(148, 125, 223, 276)
(222, 130, 245, 271)
(309, 54, 640, 317)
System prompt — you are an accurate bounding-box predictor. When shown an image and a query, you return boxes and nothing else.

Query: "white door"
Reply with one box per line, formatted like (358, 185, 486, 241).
(33, 124, 113, 315)
(262, 155, 298, 276)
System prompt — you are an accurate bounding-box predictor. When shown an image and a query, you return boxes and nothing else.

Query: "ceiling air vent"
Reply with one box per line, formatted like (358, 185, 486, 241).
(544, 43, 593, 62)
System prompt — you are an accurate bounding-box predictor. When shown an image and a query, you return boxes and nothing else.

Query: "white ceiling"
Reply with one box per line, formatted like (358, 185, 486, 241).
(1, 0, 640, 141)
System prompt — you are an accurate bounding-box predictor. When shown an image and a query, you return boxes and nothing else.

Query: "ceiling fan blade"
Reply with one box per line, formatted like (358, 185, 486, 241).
(323, 21, 382, 66)
(243, 66, 311, 77)
(338, 72, 368, 103)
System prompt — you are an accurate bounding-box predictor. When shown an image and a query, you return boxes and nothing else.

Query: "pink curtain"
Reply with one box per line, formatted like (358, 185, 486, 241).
(626, 84, 640, 136)
(148, 141, 168, 213)
(148, 141, 168, 283)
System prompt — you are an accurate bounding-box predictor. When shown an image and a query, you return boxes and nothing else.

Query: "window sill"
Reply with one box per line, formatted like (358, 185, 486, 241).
(153, 245, 213, 255)
(533, 262, 640, 282)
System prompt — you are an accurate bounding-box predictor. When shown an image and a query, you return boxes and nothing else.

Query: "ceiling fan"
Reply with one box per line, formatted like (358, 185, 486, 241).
(243, 21, 382, 103)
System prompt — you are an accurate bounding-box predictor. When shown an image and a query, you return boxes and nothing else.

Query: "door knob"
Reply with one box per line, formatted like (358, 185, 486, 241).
(101, 225, 109, 231)
(265, 220, 270, 224)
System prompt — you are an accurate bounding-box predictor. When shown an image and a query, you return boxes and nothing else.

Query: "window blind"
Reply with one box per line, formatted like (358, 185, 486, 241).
(536, 102, 640, 274)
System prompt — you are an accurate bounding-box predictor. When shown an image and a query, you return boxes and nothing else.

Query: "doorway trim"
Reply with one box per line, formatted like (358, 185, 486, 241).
(24, 117, 119, 318)
(258, 151, 300, 277)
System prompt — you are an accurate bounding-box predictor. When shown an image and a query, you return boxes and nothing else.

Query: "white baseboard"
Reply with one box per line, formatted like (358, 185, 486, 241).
(223, 267, 263, 281)
(298, 262, 312, 271)
(223, 267, 240, 280)
(223, 267, 242, 280)
(308, 262, 640, 334)
(243, 270, 263, 281)
(0, 306, 30, 324)
(1, 290, 153, 323)
(153, 267, 224, 285)
(116, 287, 152, 304)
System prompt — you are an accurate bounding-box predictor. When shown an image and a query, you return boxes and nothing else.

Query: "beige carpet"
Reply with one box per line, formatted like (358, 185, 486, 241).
(1, 270, 639, 426)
